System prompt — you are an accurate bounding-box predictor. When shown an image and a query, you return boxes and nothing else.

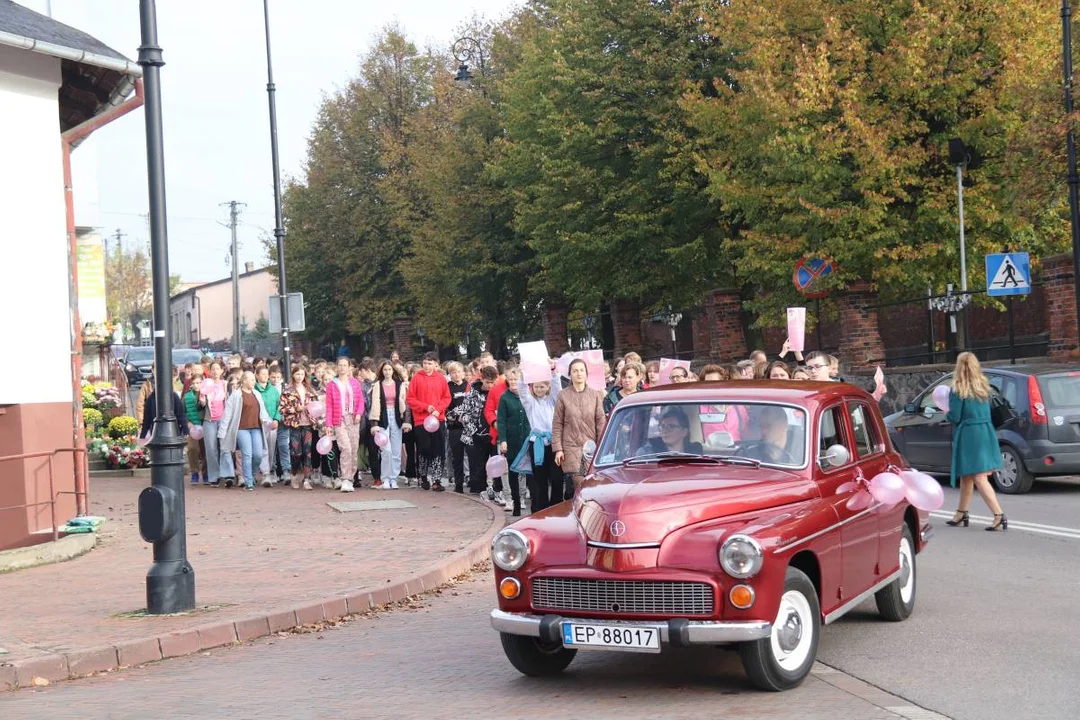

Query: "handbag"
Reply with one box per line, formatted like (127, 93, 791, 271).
(989, 393, 1017, 427)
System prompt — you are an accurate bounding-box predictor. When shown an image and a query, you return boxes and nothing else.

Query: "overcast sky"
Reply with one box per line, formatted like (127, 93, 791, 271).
(25, 0, 518, 282)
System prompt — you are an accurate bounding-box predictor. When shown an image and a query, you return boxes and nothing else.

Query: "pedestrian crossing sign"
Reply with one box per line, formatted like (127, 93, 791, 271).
(985, 252, 1031, 297)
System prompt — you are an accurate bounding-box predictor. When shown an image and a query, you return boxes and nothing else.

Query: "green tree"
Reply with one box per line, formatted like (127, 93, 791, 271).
(684, 0, 1066, 323)
(495, 0, 732, 314)
(105, 243, 151, 329)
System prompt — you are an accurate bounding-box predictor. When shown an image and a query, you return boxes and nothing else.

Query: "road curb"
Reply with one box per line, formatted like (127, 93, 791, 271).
(0, 490, 501, 692)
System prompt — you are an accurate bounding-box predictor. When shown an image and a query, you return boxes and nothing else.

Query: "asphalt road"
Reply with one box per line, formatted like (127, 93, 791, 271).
(818, 477, 1080, 720)
(9, 449, 1076, 718)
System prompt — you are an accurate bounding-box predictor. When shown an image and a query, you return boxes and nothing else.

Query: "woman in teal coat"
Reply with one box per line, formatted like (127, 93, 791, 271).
(945, 352, 1008, 531)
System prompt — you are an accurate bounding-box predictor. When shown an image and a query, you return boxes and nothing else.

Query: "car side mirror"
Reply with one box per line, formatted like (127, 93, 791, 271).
(820, 444, 850, 468)
(904, 403, 917, 414)
(582, 440, 597, 461)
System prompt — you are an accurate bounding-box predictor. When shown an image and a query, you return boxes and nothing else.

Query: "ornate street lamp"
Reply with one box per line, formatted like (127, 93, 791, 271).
(659, 307, 683, 357)
(453, 36, 486, 87)
(582, 314, 599, 350)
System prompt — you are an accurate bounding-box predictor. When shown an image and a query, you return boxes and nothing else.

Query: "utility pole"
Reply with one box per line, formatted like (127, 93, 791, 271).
(137, 0, 195, 614)
(108, 228, 125, 257)
(223, 200, 244, 353)
(263, 0, 291, 375)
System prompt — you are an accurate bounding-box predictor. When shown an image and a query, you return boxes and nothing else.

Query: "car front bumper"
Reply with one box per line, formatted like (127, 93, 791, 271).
(490, 609, 771, 646)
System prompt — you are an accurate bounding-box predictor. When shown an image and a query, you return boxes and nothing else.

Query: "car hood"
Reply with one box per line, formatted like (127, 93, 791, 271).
(575, 463, 817, 545)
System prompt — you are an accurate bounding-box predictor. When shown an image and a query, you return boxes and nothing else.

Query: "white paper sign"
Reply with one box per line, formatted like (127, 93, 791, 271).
(518, 340, 551, 384)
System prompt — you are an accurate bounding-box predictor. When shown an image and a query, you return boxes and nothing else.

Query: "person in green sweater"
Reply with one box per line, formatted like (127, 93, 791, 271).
(182, 373, 207, 485)
(497, 366, 531, 516)
(255, 364, 284, 487)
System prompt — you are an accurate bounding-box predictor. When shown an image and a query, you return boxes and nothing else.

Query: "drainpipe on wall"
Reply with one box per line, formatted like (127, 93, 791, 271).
(61, 79, 145, 515)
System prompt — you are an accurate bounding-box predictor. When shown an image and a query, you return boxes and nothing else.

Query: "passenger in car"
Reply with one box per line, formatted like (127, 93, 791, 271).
(737, 406, 796, 464)
(635, 407, 704, 456)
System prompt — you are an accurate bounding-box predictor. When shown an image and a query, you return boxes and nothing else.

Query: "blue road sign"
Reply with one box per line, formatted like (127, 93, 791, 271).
(985, 252, 1031, 297)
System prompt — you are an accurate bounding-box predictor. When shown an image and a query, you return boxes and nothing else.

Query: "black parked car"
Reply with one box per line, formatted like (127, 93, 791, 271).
(121, 346, 204, 385)
(885, 364, 1080, 494)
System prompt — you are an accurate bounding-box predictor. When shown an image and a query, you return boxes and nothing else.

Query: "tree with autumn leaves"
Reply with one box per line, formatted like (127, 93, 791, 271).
(281, 0, 1070, 352)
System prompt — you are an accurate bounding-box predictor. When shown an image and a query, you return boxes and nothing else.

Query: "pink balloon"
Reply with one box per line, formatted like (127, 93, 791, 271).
(869, 472, 907, 506)
(932, 384, 951, 412)
(905, 472, 945, 511)
(306, 401, 325, 419)
(373, 428, 390, 448)
(898, 470, 921, 490)
(846, 490, 872, 511)
(316, 435, 333, 455)
(836, 481, 859, 495)
(423, 415, 440, 433)
(486, 454, 508, 480)
(189, 425, 204, 440)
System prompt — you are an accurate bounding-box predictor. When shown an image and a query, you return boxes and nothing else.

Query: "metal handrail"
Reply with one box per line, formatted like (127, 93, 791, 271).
(0, 447, 88, 543)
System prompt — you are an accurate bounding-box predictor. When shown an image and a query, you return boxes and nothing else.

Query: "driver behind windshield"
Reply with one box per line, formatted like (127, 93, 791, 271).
(636, 408, 703, 457)
(737, 406, 795, 464)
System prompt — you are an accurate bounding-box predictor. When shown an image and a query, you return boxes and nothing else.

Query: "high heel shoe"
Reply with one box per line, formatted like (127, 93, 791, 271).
(945, 510, 970, 527)
(986, 514, 1008, 531)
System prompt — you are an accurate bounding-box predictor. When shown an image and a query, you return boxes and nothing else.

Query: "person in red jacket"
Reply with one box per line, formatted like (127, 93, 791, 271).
(406, 352, 452, 491)
(484, 368, 508, 450)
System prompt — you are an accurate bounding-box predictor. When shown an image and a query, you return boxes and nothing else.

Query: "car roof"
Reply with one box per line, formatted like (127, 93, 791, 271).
(618, 380, 870, 409)
(983, 363, 1080, 377)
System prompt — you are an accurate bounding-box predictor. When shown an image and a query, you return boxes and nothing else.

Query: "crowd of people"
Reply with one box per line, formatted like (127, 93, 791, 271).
(131, 343, 860, 516)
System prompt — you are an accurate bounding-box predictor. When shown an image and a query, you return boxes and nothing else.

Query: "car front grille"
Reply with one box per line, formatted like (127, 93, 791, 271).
(531, 577, 714, 616)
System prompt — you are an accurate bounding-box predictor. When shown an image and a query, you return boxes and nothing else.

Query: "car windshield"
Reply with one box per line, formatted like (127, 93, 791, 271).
(595, 401, 807, 469)
(173, 349, 203, 364)
(125, 347, 155, 364)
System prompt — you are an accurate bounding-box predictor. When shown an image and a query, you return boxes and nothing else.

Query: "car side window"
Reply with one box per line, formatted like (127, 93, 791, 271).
(818, 405, 851, 470)
(919, 379, 949, 412)
(848, 403, 882, 458)
(988, 375, 1018, 408)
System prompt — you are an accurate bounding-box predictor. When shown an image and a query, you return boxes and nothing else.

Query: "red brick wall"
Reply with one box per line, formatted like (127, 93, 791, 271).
(1043, 253, 1079, 358)
(543, 303, 570, 356)
(611, 299, 644, 359)
(391, 317, 414, 360)
(837, 282, 885, 370)
(705, 290, 747, 362)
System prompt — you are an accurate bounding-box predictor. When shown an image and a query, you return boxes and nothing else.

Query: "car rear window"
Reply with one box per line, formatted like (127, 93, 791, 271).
(1040, 374, 1080, 408)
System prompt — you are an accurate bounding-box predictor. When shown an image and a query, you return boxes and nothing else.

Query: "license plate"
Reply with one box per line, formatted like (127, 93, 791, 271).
(561, 622, 662, 653)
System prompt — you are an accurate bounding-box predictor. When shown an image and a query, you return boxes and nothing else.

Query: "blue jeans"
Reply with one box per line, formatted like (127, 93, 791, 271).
(380, 414, 403, 480)
(276, 424, 292, 476)
(235, 428, 265, 488)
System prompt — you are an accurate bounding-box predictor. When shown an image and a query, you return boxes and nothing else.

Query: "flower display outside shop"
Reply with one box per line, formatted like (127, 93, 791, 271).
(82, 407, 103, 431)
(104, 437, 148, 469)
(106, 415, 139, 439)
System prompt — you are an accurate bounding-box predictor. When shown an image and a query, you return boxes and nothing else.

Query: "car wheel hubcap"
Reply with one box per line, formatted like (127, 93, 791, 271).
(770, 590, 813, 671)
(997, 451, 1017, 488)
(898, 536, 914, 604)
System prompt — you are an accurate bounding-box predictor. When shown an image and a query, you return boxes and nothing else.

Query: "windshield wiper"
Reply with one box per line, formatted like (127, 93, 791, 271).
(714, 456, 761, 468)
(623, 451, 722, 466)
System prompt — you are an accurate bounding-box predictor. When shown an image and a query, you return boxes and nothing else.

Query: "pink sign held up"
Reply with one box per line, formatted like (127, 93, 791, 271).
(786, 307, 806, 353)
(658, 358, 691, 385)
(517, 340, 551, 384)
(556, 349, 606, 391)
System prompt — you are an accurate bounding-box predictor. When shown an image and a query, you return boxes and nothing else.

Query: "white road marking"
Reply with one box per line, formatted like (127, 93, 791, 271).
(929, 511, 1080, 539)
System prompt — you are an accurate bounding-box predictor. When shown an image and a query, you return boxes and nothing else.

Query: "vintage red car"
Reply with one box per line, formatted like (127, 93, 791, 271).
(489, 381, 932, 691)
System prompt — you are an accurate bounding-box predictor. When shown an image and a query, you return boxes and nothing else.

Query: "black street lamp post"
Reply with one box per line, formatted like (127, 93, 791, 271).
(137, 0, 195, 614)
(1063, 0, 1080, 343)
(263, 0, 291, 376)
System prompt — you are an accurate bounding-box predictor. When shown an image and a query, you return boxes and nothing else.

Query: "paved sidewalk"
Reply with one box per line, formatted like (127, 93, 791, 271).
(0, 476, 499, 690)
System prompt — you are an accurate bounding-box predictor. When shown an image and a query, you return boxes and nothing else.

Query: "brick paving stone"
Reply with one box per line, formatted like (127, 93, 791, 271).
(0, 477, 493, 671)
(0, 575, 941, 719)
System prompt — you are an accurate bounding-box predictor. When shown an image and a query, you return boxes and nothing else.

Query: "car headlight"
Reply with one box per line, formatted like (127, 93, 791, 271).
(719, 534, 763, 579)
(126, 363, 136, 372)
(491, 529, 529, 572)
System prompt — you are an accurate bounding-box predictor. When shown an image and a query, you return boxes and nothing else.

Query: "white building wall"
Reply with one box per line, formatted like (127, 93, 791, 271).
(0, 45, 71, 404)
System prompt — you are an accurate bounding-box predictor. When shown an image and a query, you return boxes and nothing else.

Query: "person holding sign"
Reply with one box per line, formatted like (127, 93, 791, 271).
(553, 359, 607, 500)
(516, 364, 562, 512)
